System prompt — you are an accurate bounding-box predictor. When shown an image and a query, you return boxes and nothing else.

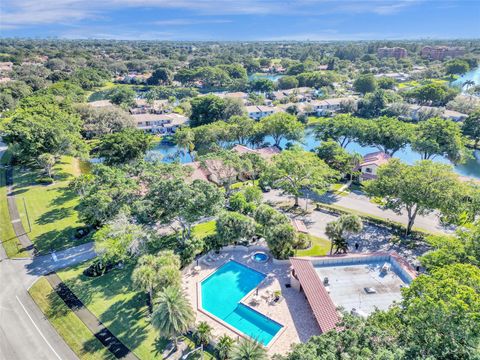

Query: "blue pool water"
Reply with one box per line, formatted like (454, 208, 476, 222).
(252, 252, 269, 262)
(201, 261, 283, 345)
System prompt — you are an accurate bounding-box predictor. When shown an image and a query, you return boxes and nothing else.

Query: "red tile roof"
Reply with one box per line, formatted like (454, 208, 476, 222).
(359, 151, 391, 167)
(290, 258, 339, 333)
(231, 144, 280, 160)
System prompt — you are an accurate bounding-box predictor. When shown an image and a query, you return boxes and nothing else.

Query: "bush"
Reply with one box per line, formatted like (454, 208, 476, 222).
(294, 233, 310, 250)
(37, 176, 54, 184)
(74, 226, 90, 239)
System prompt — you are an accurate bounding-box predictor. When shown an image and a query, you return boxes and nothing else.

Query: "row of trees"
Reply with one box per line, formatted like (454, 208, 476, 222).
(316, 114, 468, 162)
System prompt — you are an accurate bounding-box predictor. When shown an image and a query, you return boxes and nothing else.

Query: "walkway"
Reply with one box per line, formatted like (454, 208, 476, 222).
(5, 166, 35, 255)
(0, 144, 137, 360)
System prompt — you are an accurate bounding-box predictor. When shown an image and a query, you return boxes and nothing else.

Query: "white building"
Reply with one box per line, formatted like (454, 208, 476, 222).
(246, 105, 278, 120)
(132, 113, 189, 134)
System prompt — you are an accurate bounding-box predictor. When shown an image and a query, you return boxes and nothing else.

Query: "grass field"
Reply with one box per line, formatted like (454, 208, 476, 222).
(13, 157, 89, 254)
(58, 262, 214, 360)
(192, 220, 216, 238)
(29, 277, 115, 360)
(296, 234, 331, 257)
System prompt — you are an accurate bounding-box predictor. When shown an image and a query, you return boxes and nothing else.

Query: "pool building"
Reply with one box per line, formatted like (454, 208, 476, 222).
(290, 252, 417, 331)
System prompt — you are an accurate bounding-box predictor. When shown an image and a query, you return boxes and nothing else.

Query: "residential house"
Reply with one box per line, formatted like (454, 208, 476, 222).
(355, 152, 391, 182)
(231, 144, 280, 161)
(271, 87, 315, 102)
(184, 159, 237, 186)
(306, 97, 356, 116)
(130, 99, 170, 115)
(246, 105, 278, 120)
(133, 113, 188, 134)
(407, 104, 467, 122)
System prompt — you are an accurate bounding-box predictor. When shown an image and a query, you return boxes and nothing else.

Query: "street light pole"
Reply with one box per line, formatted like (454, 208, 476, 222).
(23, 197, 32, 233)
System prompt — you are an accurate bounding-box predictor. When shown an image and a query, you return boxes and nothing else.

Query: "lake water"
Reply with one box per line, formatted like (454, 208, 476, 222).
(149, 127, 480, 179)
(450, 67, 480, 92)
(248, 73, 284, 82)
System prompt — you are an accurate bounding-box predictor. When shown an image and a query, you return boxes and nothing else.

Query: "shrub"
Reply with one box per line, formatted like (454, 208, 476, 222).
(37, 176, 54, 184)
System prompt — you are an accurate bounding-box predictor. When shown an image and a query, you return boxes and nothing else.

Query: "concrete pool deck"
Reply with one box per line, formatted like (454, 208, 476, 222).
(182, 246, 321, 356)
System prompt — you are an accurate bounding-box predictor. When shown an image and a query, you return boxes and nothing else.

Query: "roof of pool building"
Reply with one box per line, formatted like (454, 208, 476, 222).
(290, 252, 417, 329)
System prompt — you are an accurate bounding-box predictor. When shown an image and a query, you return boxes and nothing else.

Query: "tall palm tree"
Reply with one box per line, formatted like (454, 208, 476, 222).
(193, 321, 212, 346)
(463, 79, 475, 89)
(216, 334, 234, 360)
(151, 286, 194, 350)
(327, 214, 363, 255)
(230, 338, 267, 360)
(131, 263, 157, 313)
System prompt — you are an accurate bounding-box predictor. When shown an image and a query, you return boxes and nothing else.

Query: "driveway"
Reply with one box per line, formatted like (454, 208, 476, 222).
(0, 242, 96, 360)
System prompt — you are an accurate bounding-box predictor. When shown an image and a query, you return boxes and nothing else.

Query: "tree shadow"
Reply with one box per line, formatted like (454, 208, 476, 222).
(49, 186, 77, 206)
(36, 207, 74, 225)
(97, 293, 150, 351)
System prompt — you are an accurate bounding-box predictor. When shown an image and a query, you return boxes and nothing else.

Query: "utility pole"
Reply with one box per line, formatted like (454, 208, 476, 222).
(23, 197, 32, 233)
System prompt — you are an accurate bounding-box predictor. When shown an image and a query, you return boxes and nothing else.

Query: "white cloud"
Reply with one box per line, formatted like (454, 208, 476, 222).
(1, 0, 425, 28)
(152, 18, 232, 26)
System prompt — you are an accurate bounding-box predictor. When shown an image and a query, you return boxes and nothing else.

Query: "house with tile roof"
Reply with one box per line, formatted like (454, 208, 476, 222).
(355, 151, 391, 181)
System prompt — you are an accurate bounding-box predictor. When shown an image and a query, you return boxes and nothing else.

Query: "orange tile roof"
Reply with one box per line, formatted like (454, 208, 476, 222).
(290, 258, 339, 333)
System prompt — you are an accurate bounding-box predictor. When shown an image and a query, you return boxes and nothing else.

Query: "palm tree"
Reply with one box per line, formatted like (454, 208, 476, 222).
(463, 79, 475, 90)
(326, 214, 363, 255)
(348, 152, 363, 181)
(193, 321, 212, 347)
(151, 286, 194, 350)
(230, 338, 267, 360)
(131, 262, 157, 313)
(216, 334, 234, 360)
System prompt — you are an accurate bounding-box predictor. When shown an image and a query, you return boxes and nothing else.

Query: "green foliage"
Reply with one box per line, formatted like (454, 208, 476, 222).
(377, 76, 397, 90)
(356, 89, 402, 118)
(216, 334, 234, 360)
(93, 213, 146, 266)
(3, 94, 85, 162)
(316, 140, 355, 174)
(147, 178, 224, 244)
(362, 116, 415, 156)
(151, 285, 195, 349)
(445, 59, 470, 76)
(325, 214, 363, 254)
(411, 117, 466, 162)
(403, 82, 458, 106)
(315, 114, 365, 148)
(463, 109, 480, 147)
(353, 73, 377, 94)
(96, 128, 153, 165)
(267, 222, 296, 259)
(259, 112, 304, 147)
(262, 147, 337, 206)
(216, 211, 256, 245)
(277, 76, 299, 90)
(73, 165, 139, 226)
(230, 338, 267, 360)
(147, 67, 173, 85)
(249, 78, 275, 92)
(193, 321, 213, 346)
(189, 95, 245, 127)
(401, 264, 480, 359)
(70, 68, 109, 90)
(365, 159, 467, 234)
(106, 86, 136, 107)
(420, 222, 480, 270)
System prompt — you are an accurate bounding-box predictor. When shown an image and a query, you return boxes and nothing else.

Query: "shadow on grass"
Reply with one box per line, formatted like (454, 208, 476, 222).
(97, 292, 151, 352)
(36, 207, 74, 225)
(48, 184, 78, 205)
(34, 226, 83, 253)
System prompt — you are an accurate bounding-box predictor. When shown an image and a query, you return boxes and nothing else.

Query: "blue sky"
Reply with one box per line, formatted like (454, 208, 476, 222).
(1, 1, 479, 40)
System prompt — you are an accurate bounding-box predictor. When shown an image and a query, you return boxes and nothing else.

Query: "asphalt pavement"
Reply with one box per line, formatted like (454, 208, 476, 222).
(0, 242, 96, 360)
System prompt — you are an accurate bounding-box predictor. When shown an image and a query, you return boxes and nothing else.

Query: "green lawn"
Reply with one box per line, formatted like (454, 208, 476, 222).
(57, 262, 214, 360)
(296, 234, 331, 257)
(192, 220, 216, 238)
(13, 157, 90, 253)
(29, 277, 115, 360)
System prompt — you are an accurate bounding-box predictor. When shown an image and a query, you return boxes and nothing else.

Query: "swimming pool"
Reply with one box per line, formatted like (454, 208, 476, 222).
(200, 261, 283, 346)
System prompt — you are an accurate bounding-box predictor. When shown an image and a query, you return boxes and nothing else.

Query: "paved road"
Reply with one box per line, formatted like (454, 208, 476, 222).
(263, 189, 452, 234)
(0, 242, 96, 360)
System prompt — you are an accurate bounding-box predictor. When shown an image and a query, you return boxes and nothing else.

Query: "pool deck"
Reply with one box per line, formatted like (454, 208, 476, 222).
(182, 247, 321, 356)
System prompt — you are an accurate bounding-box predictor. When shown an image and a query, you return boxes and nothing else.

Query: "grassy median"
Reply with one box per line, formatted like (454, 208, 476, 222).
(29, 277, 115, 360)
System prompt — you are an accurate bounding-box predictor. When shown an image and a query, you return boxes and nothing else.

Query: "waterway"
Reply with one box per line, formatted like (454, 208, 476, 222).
(149, 127, 480, 179)
(450, 67, 480, 92)
(248, 73, 284, 82)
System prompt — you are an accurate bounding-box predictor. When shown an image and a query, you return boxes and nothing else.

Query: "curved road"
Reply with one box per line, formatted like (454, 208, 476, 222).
(0, 242, 96, 360)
